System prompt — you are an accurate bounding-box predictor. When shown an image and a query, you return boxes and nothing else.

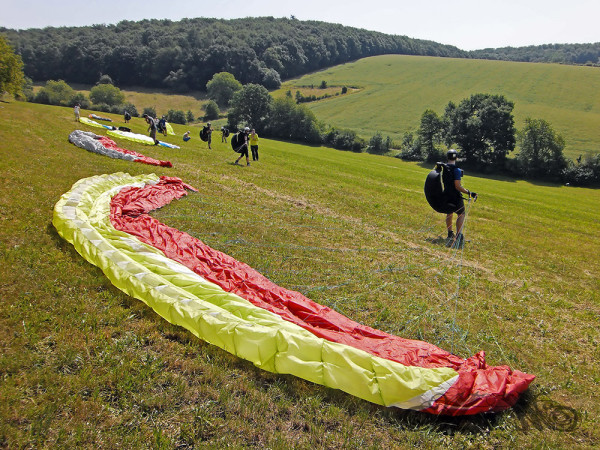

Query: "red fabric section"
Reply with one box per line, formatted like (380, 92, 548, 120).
(110, 177, 534, 415)
(99, 136, 173, 167)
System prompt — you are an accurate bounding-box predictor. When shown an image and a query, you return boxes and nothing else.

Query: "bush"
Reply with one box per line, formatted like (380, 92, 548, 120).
(89, 83, 125, 106)
(110, 104, 124, 114)
(166, 109, 187, 125)
(33, 89, 50, 104)
(398, 132, 424, 161)
(97, 74, 114, 85)
(69, 92, 90, 109)
(186, 110, 195, 123)
(35, 79, 74, 106)
(206, 72, 242, 107)
(123, 102, 139, 117)
(203, 101, 220, 121)
(97, 103, 112, 113)
(562, 154, 600, 186)
(143, 107, 157, 118)
(260, 68, 282, 90)
(367, 132, 394, 155)
(323, 127, 364, 152)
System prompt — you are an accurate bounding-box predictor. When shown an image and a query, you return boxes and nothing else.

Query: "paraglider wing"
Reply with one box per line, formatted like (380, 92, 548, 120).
(68, 130, 172, 167)
(53, 173, 534, 416)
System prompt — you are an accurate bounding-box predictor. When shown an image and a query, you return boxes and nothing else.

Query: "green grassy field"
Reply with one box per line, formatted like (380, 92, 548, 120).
(277, 55, 600, 160)
(1, 101, 599, 448)
(34, 82, 210, 121)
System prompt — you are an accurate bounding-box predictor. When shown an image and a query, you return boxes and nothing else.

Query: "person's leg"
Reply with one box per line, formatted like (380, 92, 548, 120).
(456, 213, 465, 235)
(446, 214, 453, 236)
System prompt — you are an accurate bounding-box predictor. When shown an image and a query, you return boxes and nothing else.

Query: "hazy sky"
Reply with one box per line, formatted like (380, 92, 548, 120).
(1, 0, 598, 51)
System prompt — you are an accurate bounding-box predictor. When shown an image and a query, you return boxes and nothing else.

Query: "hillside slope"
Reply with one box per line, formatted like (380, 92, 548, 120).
(280, 55, 600, 158)
(0, 101, 598, 447)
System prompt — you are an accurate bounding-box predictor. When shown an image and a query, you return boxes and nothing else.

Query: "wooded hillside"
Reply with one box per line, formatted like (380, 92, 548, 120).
(1, 17, 466, 91)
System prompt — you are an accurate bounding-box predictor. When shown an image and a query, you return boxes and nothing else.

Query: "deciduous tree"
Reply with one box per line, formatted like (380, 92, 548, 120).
(206, 72, 242, 107)
(516, 118, 566, 178)
(0, 35, 25, 98)
(227, 84, 272, 130)
(444, 93, 516, 167)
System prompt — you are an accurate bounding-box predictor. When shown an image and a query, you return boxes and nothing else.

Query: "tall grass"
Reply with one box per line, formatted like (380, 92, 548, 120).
(1, 100, 599, 448)
(278, 55, 600, 159)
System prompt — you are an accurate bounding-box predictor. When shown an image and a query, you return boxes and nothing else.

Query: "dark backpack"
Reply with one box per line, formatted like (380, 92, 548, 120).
(200, 126, 209, 142)
(424, 163, 463, 214)
(230, 131, 247, 152)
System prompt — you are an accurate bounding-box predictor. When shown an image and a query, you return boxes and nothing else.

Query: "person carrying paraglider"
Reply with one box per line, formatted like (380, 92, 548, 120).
(200, 122, 213, 149)
(233, 127, 251, 166)
(443, 149, 477, 247)
(221, 126, 229, 143)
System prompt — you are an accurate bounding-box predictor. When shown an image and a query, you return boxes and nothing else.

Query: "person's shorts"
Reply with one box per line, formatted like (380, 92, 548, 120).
(449, 196, 465, 214)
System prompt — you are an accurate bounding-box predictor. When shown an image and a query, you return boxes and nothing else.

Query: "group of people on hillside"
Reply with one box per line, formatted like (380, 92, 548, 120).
(76, 103, 473, 248)
(196, 123, 259, 166)
(233, 127, 259, 166)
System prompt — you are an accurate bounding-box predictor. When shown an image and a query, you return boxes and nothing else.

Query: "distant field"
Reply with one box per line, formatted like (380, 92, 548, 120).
(277, 55, 600, 159)
(1, 101, 599, 447)
(34, 82, 209, 120)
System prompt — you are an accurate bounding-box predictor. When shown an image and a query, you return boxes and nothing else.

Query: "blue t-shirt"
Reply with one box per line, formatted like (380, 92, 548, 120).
(452, 165, 462, 181)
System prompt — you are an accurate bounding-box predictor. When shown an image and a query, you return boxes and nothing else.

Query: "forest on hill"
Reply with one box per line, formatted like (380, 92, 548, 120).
(470, 42, 600, 66)
(1, 17, 466, 91)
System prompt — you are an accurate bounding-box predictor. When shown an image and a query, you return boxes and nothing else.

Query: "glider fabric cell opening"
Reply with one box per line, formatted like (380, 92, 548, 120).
(53, 173, 534, 415)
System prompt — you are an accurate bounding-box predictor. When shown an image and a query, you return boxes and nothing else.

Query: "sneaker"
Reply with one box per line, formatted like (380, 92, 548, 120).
(234, 161, 240, 165)
(247, 162, 251, 166)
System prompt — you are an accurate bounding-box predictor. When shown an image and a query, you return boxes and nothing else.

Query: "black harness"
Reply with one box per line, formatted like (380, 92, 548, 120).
(424, 163, 464, 214)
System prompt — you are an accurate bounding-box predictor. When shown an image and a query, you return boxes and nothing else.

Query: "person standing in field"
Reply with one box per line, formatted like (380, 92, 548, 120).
(124, 110, 131, 123)
(444, 149, 476, 247)
(144, 114, 159, 145)
(74, 103, 80, 121)
(206, 122, 213, 149)
(234, 127, 251, 166)
(249, 128, 259, 161)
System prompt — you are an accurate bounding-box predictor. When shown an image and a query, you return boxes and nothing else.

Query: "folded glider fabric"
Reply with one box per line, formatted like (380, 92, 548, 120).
(107, 129, 180, 149)
(53, 173, 534, 415)
(68, 130, 172, 167)
(89, 113, 112, 122)
(79, 117, 113, 130)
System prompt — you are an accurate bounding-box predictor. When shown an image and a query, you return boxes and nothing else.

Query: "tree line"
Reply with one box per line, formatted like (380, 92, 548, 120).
(398, 93, 600, 186)
(470, 43, 600, 66)
(1, 17, 466, 91)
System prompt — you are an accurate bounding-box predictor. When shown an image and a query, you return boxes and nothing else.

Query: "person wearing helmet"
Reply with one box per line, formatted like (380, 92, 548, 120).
(445, 149, 477, 247)
(234, 127, 251, 166)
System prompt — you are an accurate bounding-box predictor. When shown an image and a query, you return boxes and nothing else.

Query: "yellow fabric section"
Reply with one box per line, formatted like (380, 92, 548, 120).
(53, 173, 458, 410)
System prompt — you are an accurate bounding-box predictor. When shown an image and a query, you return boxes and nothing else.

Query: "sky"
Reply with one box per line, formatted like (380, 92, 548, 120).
(1, 0, 599, 51)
